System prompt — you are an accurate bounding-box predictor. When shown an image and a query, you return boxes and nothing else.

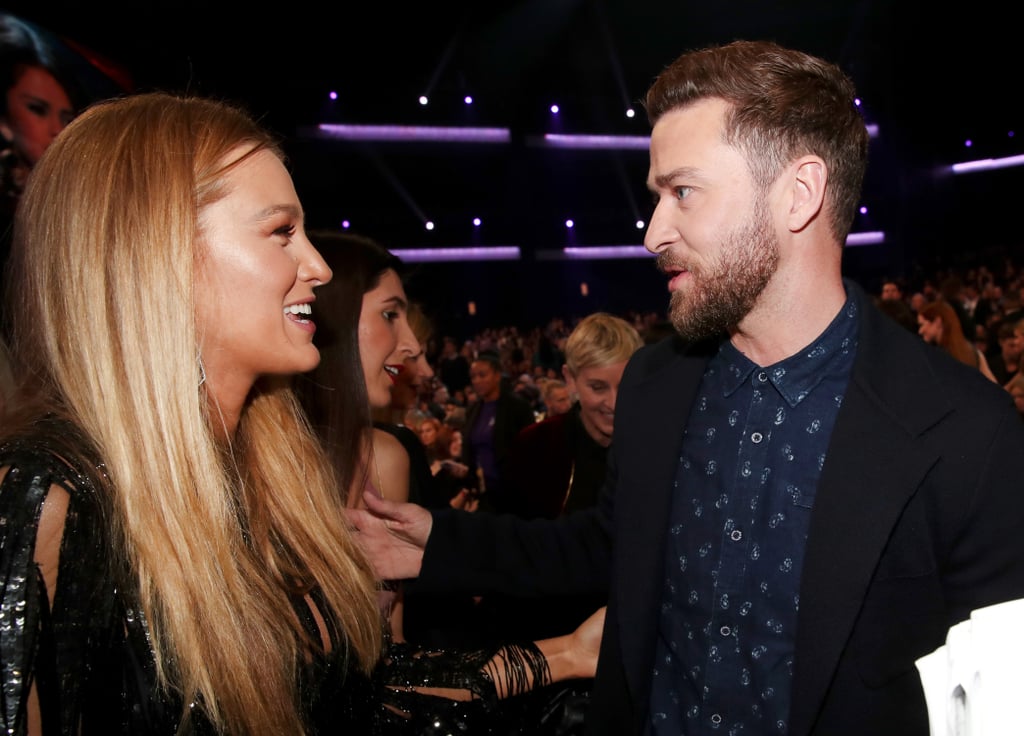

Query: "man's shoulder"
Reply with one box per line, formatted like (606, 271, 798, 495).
(623, 333, 717, 382)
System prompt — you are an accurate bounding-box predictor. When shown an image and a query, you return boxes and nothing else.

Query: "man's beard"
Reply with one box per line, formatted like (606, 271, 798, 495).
(659, 201, 780, 342)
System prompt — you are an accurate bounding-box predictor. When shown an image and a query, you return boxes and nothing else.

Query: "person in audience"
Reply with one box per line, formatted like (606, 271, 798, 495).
(1005, 372, 1024, 418)
(0, 92, 601, 736)
(917, 299, 997, 382)
(505, 312, 643, 520)
(880, 278, 905, 303)
(347, 40, 1024, 736)
(988, 319, 1024, 386)
(437, 335, 471, 396)
(464, 350, 535, 511)
(541, 378, 573, 417)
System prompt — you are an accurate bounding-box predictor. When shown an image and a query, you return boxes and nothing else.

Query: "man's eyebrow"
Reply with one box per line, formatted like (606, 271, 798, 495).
(649, 166, 702, 191)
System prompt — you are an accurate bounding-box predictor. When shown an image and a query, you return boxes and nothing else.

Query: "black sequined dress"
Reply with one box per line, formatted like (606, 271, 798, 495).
(0, 418, 536, 735)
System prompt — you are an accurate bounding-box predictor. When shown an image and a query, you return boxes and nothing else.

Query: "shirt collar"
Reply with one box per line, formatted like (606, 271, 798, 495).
(715, 290, 859, 407)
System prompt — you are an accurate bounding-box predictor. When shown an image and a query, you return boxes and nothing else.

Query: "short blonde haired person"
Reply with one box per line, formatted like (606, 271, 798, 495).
(564, 311, 644, 377)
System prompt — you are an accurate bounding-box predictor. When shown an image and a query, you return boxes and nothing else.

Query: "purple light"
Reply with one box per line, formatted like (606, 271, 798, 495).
(540, 133, 650, 150)
(1010, 131, 1016, 138)
(425, 221, 435, 231)
(845, 231, 885, 246)
(390, 246, 521, 263)
(329, 91, 338, 101)
(854, 98, 862, 107)
(635, 219, 645, 229)
(865, 124, 879, 138)
(951, 153, 1024, 174)
(464, 95, 473, 105)
(472, 217, 482, 227)
(563, 246, 654, 260)
(550, 104, 560, 114)
(565, 219, 574, 229)
(315, 124, 511, 143)
(965, 139, 973, 148)
(418, 95, 429, 106)
(626, 108, 635, 119)
(341, 220, 351, 229)
(859, 206, 868, 215)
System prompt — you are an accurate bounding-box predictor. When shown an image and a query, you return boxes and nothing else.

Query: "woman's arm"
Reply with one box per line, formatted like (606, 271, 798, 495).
(1, 465, 71, 736)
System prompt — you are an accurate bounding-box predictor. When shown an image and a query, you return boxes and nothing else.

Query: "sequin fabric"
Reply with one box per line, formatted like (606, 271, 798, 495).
(0, 418, 549, 735)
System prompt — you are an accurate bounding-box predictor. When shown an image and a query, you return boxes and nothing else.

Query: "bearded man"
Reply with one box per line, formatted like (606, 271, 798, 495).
(349, 40, 1024, 736)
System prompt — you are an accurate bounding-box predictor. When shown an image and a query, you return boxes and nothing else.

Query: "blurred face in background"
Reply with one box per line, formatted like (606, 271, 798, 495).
(545, 385, 572, 416)
(2, 65, 73, 165)
(469, 360, 501, 402)
(418, 418, 439, 447)
(917, 314, 943, 345)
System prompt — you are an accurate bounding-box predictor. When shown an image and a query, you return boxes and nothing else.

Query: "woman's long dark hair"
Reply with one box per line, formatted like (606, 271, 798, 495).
(298, 231, 404, 499)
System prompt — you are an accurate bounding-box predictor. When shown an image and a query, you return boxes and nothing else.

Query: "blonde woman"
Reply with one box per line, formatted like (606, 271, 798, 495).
(0, 94, 601, 735)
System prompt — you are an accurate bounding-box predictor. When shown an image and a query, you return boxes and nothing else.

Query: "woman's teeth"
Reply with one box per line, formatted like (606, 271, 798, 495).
(284, 303, 312, 320)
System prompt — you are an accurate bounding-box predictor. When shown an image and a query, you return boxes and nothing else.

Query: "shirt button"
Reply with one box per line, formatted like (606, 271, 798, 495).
(757, 371, 768, 383)
(730, 529, 743, 541)
(710, 713, 723, 725)
(751, 431, 763, 443)
(720, 625, 731, 636)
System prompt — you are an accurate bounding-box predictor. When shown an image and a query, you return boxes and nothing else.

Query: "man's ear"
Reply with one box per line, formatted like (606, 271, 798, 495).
(786, 156, 827, 233)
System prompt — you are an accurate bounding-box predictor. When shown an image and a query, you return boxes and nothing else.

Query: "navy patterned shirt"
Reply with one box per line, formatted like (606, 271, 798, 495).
(649, 293, 859, 736)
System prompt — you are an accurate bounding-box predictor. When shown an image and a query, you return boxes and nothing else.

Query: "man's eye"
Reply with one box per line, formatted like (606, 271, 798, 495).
(675, 186, 692, 200)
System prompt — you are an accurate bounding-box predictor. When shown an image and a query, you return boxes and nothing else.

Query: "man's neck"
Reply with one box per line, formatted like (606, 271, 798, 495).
(729, 269, 847, 367)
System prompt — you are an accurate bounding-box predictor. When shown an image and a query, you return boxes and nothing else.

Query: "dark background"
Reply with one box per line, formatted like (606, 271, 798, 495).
(7, 1, 1023, 336)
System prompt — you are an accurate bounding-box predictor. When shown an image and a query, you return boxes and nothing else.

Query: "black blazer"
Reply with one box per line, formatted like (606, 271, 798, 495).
(419, 282, 1024, 735)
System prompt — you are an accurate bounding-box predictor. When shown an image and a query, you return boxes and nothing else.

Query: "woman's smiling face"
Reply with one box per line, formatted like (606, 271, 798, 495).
(358, 269, 417, 408)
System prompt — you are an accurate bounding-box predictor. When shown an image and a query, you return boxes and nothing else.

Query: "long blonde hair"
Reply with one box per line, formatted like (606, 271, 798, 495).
(6, 93, 381, 733)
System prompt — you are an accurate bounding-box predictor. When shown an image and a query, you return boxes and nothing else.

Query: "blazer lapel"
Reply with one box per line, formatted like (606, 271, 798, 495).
(789, 289, 951, 735)
(614, 341, 713, 705)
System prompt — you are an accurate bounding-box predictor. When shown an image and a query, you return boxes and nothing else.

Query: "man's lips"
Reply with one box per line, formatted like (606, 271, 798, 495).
(665, 267, 689, 292)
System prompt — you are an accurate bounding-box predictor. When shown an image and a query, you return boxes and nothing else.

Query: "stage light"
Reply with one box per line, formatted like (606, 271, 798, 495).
(425, 221, 435, 231)
(965, 139, 973, 148)
(341, 219, 351, 229)
(951, 153, 1024, 174)
(563, 246, 653, 260)
(565, 219, 574, 229)
(314, 124, 510, 143)
(390, 247, 521, 263)
(635, 219, 645, 229)
(550, 104, 560, 114)
(472, 217, 481, 226)
(329, 91, 338, 101)
(418, 95, 429, 106)
(845, 231, 885, 246)
(464, 96, 473, 105)
(626, 108, 635, 118)
(859, 206, 868, 215)
(539, 133, 650, 150)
